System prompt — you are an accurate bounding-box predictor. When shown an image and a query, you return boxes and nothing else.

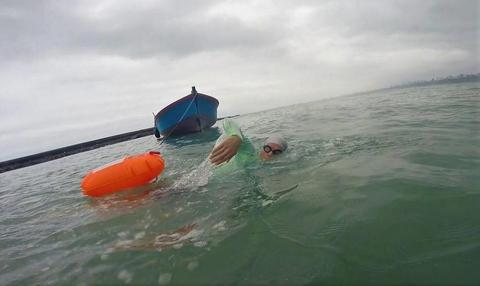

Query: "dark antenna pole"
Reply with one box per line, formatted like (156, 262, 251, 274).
(192, 86, 202, 132)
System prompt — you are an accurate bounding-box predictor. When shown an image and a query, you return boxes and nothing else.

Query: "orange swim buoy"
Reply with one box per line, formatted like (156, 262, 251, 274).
(81, 151, 165, 197)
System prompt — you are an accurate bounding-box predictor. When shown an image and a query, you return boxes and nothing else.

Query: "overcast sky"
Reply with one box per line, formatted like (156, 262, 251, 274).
(0, 0, 478, 160)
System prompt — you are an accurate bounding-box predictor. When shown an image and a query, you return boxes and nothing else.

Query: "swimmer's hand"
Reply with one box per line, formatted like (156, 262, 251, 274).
(209, 135, 242, 165)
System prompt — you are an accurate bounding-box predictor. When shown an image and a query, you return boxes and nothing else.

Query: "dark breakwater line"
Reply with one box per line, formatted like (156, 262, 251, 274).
(0, 115, 239, 174)
(0, 127, 155, 174)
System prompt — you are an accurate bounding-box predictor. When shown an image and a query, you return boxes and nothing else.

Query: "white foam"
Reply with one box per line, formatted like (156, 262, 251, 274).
(158, 273, 172, 285)
(193, 241, 207, 248)
(134, 231, 145, 239)
(213, 220, 227, 231)
(118, 270, 133, 284)
(172, 243, 183, 249)
(187, 261, 199, 271)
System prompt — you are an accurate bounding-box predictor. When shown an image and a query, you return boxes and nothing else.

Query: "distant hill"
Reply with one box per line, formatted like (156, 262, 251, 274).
(391, 73, 479, 89)
(347, 72, 479, 99)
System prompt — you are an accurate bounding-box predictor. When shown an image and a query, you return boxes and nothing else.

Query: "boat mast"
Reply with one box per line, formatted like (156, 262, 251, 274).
(192, 86, 202, 132)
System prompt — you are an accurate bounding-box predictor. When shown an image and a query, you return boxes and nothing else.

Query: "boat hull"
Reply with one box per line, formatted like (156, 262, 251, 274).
(155, 91, 219, 136)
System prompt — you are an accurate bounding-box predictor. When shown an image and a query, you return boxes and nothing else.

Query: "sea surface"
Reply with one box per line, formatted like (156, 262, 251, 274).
(1, 82, 479, 285)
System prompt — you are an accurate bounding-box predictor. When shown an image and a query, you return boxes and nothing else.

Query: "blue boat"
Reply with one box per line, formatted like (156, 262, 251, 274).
(154, 87, 219, 137)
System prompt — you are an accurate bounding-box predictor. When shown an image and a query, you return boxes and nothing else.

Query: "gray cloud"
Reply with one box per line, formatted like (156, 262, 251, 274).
(1, 1, 477, 61)
(0, 0, 284, 60)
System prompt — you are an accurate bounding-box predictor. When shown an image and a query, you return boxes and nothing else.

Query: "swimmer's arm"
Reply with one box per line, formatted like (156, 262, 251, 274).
(209, 119, 244, 165)
(209, 135, 242, 165)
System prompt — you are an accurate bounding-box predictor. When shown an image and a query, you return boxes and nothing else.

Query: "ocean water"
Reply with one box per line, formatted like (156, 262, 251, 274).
(0, 82, 479, 285)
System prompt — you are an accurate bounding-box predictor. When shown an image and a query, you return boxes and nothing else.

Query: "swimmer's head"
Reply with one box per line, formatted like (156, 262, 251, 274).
(260, 135, 288, 160)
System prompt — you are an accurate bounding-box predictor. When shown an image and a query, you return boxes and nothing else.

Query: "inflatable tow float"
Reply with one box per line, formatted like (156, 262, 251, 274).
(81, 151, 165, 197)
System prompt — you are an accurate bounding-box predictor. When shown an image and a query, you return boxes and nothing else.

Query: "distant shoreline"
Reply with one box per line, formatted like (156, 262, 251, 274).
(389, 73, 479, 89)
(348, 73, 479, 98)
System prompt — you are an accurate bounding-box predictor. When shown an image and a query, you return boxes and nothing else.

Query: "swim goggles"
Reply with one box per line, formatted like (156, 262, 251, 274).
(263, 145, 283, 155)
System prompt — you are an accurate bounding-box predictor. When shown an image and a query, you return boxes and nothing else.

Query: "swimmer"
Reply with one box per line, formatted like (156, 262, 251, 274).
(209, 119, 288, 166)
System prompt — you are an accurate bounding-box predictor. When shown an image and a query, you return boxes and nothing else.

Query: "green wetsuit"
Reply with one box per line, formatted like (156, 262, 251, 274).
(212, 119, 258, 173)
